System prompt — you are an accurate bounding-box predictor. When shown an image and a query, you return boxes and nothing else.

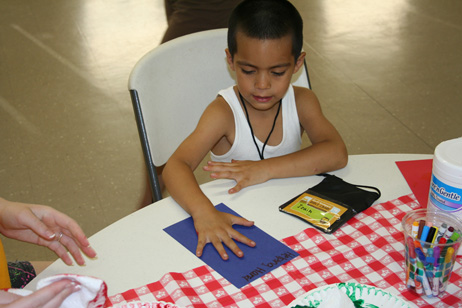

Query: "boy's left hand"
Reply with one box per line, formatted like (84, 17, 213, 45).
(203, 160, 269, 194)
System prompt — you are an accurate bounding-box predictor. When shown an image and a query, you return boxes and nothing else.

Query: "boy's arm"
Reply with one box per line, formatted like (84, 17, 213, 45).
(204, 87, 348, 193)
(284, 86, 348, 175)
(163, 98, 256, 260)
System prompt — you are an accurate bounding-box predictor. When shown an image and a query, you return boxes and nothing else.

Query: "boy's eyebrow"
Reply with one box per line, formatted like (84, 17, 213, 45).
(236, 61, 291, 69)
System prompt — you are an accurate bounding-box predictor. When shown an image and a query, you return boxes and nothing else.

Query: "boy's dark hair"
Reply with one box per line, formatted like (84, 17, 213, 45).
(228, 0, 303, 62)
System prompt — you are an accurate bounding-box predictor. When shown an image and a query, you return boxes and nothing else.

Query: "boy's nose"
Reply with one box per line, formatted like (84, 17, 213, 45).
(255, 72, 271, 90)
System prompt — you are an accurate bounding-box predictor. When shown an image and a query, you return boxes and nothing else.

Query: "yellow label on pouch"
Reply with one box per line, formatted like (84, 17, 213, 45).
(284, 193, 348, 231)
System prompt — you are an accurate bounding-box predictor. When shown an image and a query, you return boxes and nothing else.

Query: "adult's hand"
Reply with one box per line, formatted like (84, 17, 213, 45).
(0, 198, 97, 265)
(0, 279, 80, 308)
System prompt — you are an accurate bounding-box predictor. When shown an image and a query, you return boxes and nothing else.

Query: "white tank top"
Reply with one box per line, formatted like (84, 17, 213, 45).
(211, 85, 302, 162)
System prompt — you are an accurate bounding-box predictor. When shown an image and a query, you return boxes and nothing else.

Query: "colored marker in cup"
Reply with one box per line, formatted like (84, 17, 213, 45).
(406, 237, 417, 289)
(436, 223, 447, 242)
(415, 247, 432, 297)
(417, 220, 425, 239)
(425, 226, 438, 248)
(449, 231, 460, 242)
(441, 247, 455, 292)
(432, 246, 442, 296)
(441, 226, 454, 243)
(411, 221, 419, 239)
(415, 259, 433, 297)
(420, 222, 432, 245)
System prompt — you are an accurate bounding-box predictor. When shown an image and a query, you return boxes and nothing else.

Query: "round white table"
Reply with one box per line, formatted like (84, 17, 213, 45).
(28, 154, 432, 295)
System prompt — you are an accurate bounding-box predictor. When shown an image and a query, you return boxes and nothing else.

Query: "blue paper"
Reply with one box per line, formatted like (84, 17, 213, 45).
(163, 203, 299, 289)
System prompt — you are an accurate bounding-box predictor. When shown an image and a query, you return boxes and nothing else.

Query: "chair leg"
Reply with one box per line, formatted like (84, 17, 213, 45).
(149, 165, 163, 203)
(138, 172, 154, 209)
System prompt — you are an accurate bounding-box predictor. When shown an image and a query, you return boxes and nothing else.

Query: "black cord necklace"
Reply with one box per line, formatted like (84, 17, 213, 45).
(238, 91, 282, 160)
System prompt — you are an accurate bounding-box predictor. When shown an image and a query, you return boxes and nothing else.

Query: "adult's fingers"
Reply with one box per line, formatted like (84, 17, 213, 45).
(6, 280, 79, 308)
(44, 229, 96, 266)
(14, 207, 56, 241)
(46, 236, 74, 266)
(0, 291, 22, 304)
(42, 281, 80, 308)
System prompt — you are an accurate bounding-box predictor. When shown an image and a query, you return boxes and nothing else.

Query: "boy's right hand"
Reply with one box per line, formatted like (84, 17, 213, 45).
(193, 208, 256, 260)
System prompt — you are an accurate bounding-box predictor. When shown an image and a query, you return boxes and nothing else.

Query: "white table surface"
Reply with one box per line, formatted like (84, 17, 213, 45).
(28, 154, 432, 295)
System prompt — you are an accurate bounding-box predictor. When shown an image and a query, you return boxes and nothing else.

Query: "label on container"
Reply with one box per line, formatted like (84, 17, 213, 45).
(429, 175, 462, 212)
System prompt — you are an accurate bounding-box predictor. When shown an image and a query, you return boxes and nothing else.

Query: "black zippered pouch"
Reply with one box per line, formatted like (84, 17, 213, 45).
(279, 174, 381, 234)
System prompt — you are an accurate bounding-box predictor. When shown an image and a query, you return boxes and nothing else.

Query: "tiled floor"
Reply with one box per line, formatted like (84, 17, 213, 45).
(1, 0, 461, 262)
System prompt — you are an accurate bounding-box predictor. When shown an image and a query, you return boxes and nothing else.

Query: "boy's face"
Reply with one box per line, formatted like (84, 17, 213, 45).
(226, 32, 305, 112)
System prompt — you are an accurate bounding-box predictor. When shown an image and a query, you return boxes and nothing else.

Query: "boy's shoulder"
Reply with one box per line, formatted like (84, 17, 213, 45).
(293, 85, 314, 94)
(201, 94, 235, 125)
(292, 86, 323, 122)
(293, 85, 317, 104)
(209, 93, 233, 113)
(194, 94, 235, 141)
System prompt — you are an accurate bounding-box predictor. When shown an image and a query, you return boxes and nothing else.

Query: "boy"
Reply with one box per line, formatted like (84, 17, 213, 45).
(163, 0, 347, 261)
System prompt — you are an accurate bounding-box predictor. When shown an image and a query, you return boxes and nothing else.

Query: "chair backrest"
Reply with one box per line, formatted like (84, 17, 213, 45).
(129, 28, 310, 200)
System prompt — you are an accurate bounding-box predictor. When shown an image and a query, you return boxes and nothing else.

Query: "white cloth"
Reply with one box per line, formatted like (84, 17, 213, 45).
(211, 85, 302, 162)
(36, 274, 107, 308)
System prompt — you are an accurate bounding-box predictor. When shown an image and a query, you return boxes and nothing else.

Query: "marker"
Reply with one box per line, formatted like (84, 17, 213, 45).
(417, 220, 426, 239)
(436, 223, 447, 242)
(423, 248, 435, 288)
(408, 237, 416, 258)
(411, 221, 420, 239)
(439, 226, 454, 244)
(415, 248, 426, 266)
(432, 270, 442, 296)
(407, 272, 416, 289)
(414, 239, 423, 250)
(433, 246, 441, 268)
(416, 247, 433, 280)
(420, 222, 432, 245)
(449, 231, 460, 242)
(425, 248, 434, 277)
(440, 247, 455, 292)
(432, 246, 442, 296)
(406, 237, 417, 289)
(441, 234, 456, 257)
(444, 239, 454, 256)
(425, 226, 438, 247)
(415, 275, 423, 295)
(443, 226, 454, 241)
(415, 259, 433, 296)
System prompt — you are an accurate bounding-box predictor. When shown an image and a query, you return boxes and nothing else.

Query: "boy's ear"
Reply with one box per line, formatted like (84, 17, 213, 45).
(293, 51, 306, 74)
(225, 48, 235, 71)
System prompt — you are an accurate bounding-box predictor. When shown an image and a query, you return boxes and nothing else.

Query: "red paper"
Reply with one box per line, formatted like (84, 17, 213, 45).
(395, 159, 433, 207)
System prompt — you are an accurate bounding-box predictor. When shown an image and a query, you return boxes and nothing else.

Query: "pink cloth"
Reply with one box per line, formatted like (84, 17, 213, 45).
(107, 195, 462, 308)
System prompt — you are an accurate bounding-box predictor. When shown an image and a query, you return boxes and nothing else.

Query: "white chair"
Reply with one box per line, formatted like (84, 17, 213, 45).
(128, 28, 311, 202)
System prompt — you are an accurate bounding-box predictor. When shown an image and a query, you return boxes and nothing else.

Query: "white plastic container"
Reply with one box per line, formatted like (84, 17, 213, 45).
(427, 137, 462, 221)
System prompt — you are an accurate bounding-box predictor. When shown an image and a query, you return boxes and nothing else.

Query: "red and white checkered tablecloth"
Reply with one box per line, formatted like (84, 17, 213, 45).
(106, 195, 462, 308)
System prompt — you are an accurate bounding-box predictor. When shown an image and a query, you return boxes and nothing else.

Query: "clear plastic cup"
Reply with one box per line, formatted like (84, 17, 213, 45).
(401, 209, 462, 297)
